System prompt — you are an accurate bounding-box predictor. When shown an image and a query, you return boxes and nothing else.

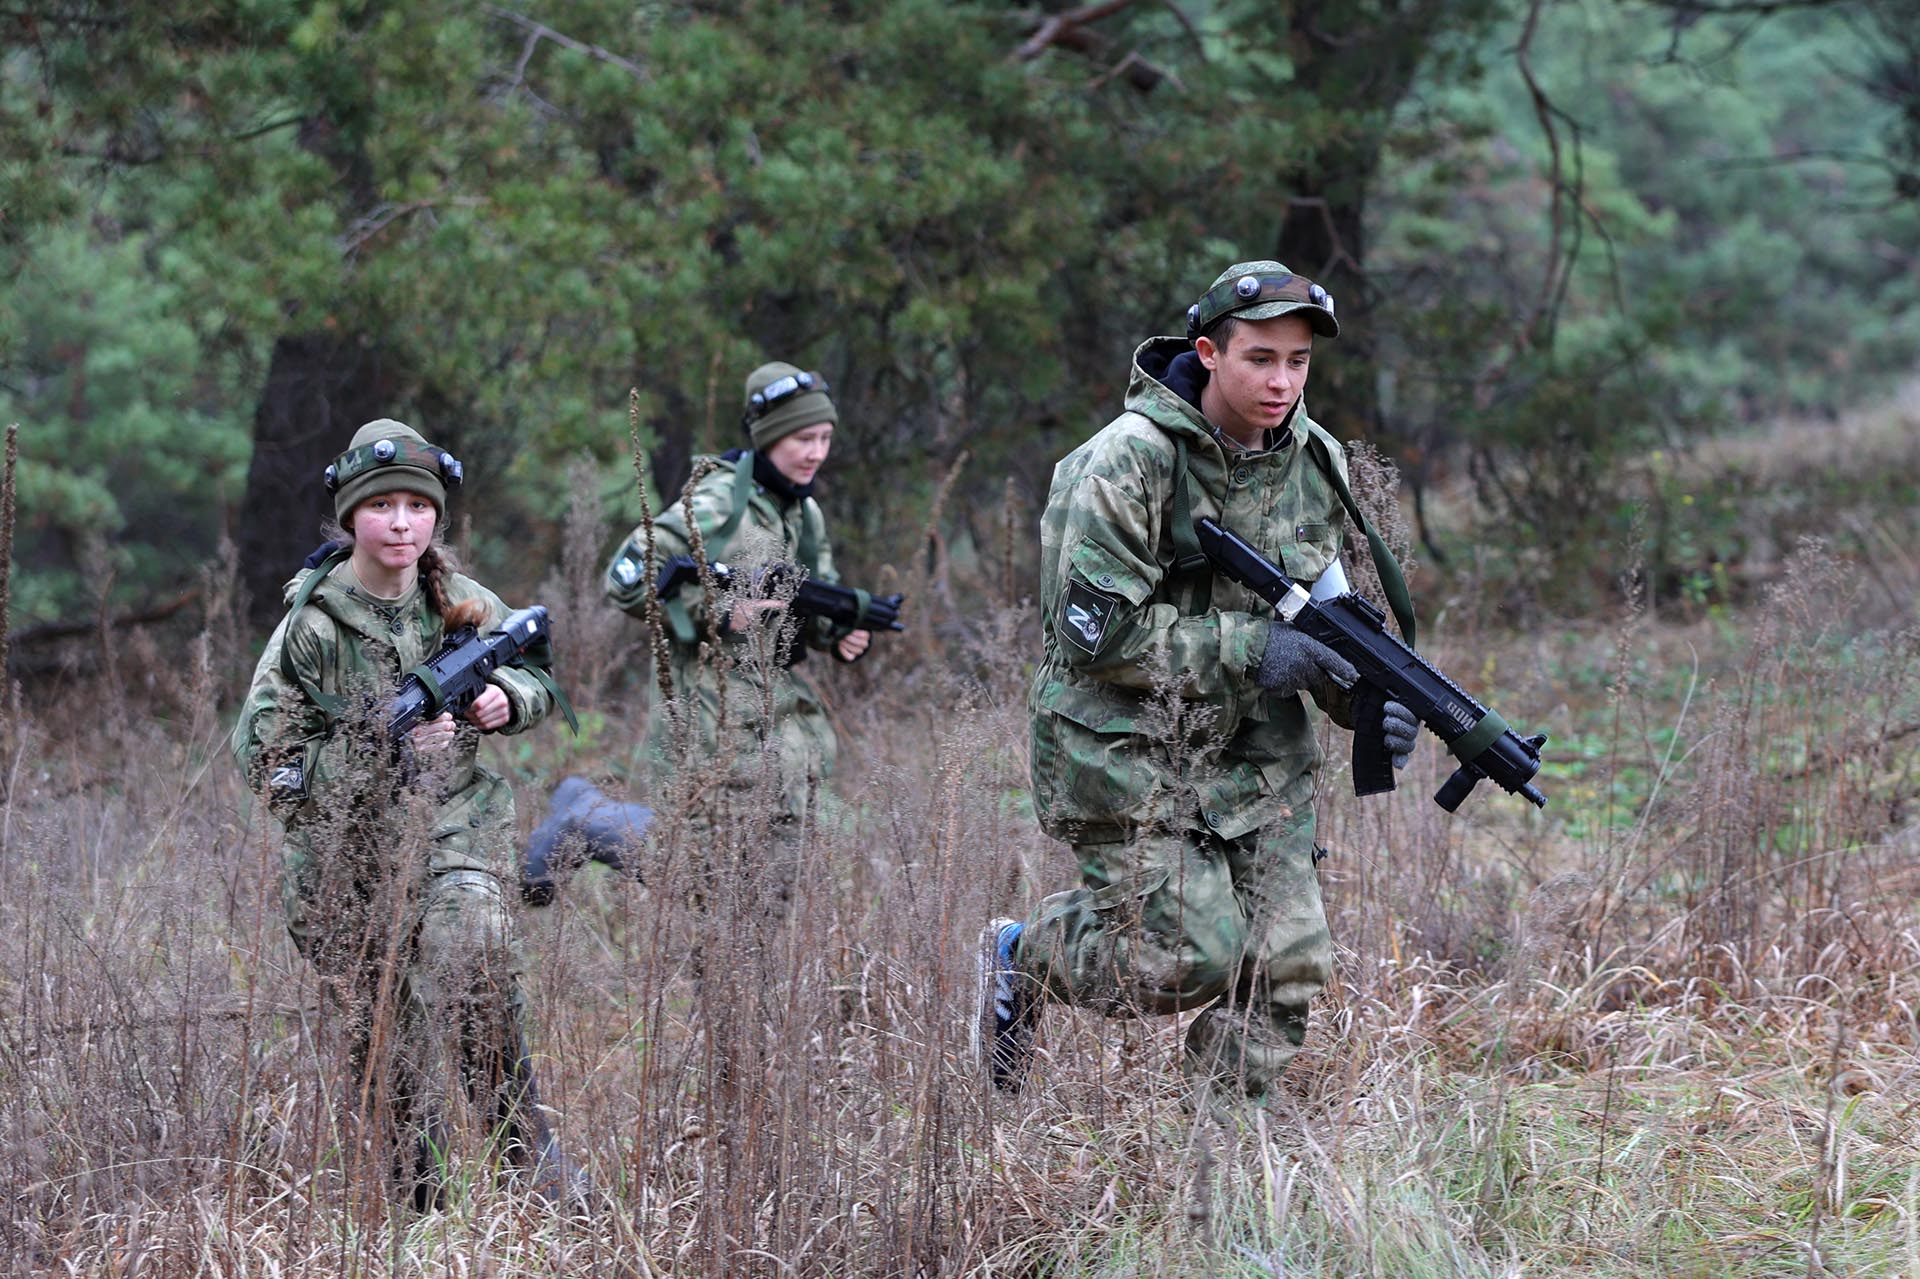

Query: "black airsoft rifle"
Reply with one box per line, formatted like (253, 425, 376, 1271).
(654, 554, 905, 634)
(387, 605, 554, 740)
(1195, 518, 1547, 812)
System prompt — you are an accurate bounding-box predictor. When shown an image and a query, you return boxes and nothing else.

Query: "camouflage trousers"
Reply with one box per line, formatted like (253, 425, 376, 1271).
(648, 675, 837, 915)
(1014, 801, 1332, 1098)
(284, 850, 529, 1166)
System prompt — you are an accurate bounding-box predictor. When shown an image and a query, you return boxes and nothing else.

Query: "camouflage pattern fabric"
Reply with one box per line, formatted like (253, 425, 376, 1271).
(1018, 334, 1356, 1096)
(230, 560, 554, 1175)
(605, 454, 848, 863)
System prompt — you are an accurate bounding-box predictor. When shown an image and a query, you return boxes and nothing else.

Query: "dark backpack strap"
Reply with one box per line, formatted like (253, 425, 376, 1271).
(1303, 434, 1417, 648)
(277, 546, 351, 722)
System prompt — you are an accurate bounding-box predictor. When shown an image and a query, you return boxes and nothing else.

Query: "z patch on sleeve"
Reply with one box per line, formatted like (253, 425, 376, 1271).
(1059, 577, 1121, 656)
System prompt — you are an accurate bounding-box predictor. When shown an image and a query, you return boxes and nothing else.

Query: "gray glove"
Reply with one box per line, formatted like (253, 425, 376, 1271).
(1381, 699, 1419, 769)
(1255, 623, 1358, 698)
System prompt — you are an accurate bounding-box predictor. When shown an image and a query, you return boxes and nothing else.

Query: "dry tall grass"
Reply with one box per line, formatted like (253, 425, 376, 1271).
(4, 427, 1919, 1277)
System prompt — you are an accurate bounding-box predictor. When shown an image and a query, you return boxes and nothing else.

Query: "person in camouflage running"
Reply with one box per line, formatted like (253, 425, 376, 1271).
(232, 419, 582, 1208)
(974, 262, 1421, 1102)
(597, 362, 872, 907)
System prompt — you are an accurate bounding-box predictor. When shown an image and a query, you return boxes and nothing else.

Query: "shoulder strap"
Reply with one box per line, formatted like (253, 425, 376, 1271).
(657, 453, 756, 647)
(797, 500, 823, 577)
(278, 547, 351, 721)
(1303, 433, 1417, 648)
(1169, 437, 1212, 613)
(705, 450, 756, 556)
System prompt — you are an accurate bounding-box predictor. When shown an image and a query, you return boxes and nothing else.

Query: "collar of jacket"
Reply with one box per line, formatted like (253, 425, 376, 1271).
(720, 446, 815, 503)
(281, 558, 427, 642)
(1125, 335, 1312, 481)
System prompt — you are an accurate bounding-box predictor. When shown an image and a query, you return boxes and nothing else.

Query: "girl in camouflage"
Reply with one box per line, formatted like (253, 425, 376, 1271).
(231, 418, 581, 1210)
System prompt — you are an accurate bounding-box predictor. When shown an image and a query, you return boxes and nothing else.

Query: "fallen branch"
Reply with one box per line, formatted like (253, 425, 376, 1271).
(13, 588, 201, 647)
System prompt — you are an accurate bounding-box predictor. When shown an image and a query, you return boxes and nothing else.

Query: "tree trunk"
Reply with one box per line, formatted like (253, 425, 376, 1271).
(238, 334, 399, 624)
(1276, 164, 1381, 443)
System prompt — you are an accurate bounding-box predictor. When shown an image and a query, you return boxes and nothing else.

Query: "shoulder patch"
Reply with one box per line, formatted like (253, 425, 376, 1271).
(1059, 578, 1121, 656)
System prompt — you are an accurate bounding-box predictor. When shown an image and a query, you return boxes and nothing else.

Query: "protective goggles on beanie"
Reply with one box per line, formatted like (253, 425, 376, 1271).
(323, 435, 465, 493)
(1186, 271, 1337, 340)
(743, 370, 829, 427)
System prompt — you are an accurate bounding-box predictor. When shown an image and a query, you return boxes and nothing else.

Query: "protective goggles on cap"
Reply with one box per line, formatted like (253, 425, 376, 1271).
(744, 370, 828, 423)
(322, 436, 465, 492)
(1186, 272, 1336, 340)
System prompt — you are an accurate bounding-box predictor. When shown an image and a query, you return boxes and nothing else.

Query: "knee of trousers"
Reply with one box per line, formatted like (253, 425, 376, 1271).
(413, 870, 523, 1008)
(1024, 863, 1248, 1015)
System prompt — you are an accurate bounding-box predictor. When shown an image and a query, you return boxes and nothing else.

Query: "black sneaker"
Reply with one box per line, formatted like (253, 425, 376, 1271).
(972, 918, 1038, 1092)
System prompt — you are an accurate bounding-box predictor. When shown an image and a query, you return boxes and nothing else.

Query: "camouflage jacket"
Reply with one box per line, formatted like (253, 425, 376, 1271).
(1030, 336, 1357, 846)
(605, 452, 849, 789)
(231, 560, 553, 873)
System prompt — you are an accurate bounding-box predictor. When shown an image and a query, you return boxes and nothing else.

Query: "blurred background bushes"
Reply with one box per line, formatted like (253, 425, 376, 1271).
(3, 0, 1917, 634)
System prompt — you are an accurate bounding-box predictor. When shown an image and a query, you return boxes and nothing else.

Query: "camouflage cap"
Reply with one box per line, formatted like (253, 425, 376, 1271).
(327, 418, 462, 522)
(1188, 260, 1339, 341)
(743, 361, 837, 451)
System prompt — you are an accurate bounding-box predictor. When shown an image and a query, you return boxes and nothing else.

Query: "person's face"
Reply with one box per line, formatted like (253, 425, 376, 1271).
(1195, 313, 1314, 440)
(350, 489, 438, 573)
(765, 422, 834, 486)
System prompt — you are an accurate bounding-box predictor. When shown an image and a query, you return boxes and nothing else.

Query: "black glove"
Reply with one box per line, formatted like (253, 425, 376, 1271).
(1381, 699, 1419, 769)
(1255, 624, 1357, 698)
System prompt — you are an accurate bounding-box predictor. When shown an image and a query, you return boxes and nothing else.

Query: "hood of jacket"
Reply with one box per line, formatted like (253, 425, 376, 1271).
(280, 555, 436, 647)
(1123, 335, 1315, 495)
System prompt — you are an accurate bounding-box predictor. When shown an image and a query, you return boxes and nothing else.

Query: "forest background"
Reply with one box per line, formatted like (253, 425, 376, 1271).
(6, 1, 1920, 1276)
(6, 0, 1919, 631)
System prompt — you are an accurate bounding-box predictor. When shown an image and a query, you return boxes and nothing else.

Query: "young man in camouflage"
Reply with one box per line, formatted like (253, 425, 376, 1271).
(599, 362, 871, 903)
(975, 261, 1421, 1102)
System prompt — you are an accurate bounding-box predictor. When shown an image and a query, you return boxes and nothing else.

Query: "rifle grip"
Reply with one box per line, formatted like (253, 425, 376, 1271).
(1350, 683, 1397, 797)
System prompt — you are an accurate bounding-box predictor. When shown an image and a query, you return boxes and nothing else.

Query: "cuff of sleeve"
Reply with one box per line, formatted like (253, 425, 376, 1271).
(1228, 614, 1273, 686)
(491, 673, 533, 733)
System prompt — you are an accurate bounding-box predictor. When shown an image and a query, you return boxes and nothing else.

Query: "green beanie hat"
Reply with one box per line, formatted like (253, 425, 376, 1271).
(326, 418, 461, 523)
(743, 361, 837, 451)
(1187, 259, 1340, 340)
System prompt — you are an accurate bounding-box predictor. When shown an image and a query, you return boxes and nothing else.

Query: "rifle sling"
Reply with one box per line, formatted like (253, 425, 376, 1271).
(1303, 432, 1417, 649)
(1449, 706, 1508, 765)
(1169, 429, 1417, 648)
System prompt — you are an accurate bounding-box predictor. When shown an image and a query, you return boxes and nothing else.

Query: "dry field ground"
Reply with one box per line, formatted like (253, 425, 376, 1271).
(4, 400, 1919, 1277)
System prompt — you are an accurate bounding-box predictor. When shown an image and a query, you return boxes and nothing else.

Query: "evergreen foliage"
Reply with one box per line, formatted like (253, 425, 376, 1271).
(1, 0, 1915, 624)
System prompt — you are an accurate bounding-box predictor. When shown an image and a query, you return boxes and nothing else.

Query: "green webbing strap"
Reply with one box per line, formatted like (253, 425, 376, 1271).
(1449, 707, 1508, 764)
(662, 595, 697, 645)
(1303, 434, 1418, 649)
(708, 450, 755, 554)
(278, 547, 351, 722)
(402, 661, 448, 715)
(507, 643, 581, 735)
(797, 502, 822, 577)
(1169, 438, 1213, 613)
